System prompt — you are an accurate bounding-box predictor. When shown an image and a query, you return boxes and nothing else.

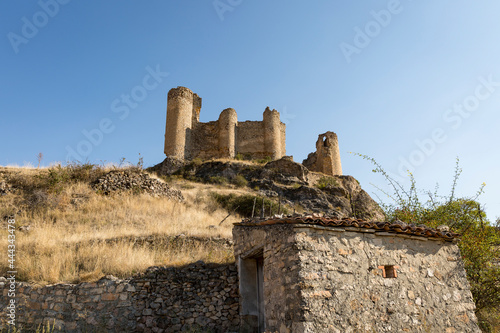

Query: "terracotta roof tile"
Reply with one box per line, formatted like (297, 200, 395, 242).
(234, 215, 460, 242)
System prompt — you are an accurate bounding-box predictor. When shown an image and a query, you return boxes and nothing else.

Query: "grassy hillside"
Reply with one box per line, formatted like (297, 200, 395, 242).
(0, 164, 255, 285)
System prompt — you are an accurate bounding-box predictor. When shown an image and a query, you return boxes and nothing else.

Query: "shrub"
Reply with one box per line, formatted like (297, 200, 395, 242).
(255, 156, 272, 164)
(7, 162, 105, 195)
(191, 158, 203, 166)
(232, 175, 248, 188)
(316, 176, 338, 189)
(208, 176, 228, 185)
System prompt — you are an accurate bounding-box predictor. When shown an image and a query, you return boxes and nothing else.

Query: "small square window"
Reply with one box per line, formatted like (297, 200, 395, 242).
(378, 265, 399, 278)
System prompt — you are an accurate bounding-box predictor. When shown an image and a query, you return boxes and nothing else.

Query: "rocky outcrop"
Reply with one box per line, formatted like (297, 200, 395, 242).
(250, 174, 385, 221)
(150, 157, 385, 221)
(263, 155, 309, 183)
(147, 156, 185, 176)
(91, 169, 183, 201)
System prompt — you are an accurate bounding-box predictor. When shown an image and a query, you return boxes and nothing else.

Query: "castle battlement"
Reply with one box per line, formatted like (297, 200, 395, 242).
(164, 86, 286, 161)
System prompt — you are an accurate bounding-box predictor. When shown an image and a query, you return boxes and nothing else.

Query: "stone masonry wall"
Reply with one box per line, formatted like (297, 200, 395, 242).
(190, 121, 219, 160)
(233, 224, 481, 333)
(294, 226, 480, 332)
(0, 262, 239, 333)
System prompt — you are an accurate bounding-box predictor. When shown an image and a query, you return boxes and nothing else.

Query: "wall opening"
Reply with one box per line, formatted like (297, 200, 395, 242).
(378, 265, 398, 278)
(239, 249, 265, 332)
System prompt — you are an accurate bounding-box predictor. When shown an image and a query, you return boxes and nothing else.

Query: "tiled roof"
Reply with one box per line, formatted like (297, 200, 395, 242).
(234, 215, 460, 242)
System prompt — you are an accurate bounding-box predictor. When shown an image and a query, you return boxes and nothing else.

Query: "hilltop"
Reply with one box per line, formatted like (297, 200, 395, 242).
(0, 157, 384, 284)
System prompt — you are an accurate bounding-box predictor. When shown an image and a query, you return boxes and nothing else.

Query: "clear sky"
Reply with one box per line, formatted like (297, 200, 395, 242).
(1, 1, 499, 220)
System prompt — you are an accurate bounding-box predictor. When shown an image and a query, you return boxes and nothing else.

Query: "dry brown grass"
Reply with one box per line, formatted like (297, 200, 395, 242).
(0, 166, 247, 284)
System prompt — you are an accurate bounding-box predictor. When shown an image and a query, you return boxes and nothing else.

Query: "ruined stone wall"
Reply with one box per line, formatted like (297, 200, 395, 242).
(190, 121, 219, 160)
(180, 116, 286, 161)
(235, 121, 266, 158)
(0, 262, 239, 333)
(303, 131, 342, 176)
(233, 224, 480, 333)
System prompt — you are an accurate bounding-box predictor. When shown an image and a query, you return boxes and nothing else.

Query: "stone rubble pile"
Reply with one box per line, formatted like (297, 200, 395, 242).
(92, 170, 183, 201)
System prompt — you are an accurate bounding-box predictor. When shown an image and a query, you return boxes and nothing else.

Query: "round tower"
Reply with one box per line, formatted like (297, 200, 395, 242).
(263, 107, 282, 159)
(317, 131, 342, 176)
(218, 108, 238, 159)
(164, 87, 201, 160)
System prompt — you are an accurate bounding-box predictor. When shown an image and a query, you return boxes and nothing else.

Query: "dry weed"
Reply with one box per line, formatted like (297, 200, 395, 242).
(0, 167, 248, 284)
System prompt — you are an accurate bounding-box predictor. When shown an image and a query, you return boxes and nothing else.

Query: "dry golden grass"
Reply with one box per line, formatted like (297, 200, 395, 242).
(0, 167, 247, 284)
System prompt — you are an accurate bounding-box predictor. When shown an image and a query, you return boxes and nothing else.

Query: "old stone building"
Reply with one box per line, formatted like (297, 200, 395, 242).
(164, 86, 286, 161)
(233, 216, 480, 332)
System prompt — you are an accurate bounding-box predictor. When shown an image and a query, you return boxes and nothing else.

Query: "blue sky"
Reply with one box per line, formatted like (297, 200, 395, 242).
(1, 1, 500, 220)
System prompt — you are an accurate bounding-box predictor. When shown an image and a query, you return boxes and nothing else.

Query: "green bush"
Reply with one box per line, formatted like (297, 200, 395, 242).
(232, 175, 248, 188)
(191, 158, 203, 166)
(255, 156, 272, 164)
(316, 176, 338, 189)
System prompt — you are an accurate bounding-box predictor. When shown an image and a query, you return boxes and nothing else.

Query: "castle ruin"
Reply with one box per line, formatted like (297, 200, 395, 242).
(164, 87, 286, 161)
(164, 86, 343, 176)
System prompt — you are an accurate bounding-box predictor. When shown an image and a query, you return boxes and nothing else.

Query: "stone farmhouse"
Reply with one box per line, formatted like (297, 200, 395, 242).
(234, 216, 480, 332)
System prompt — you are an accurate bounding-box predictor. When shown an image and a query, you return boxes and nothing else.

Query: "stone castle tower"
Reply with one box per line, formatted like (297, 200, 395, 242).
(303, 131, 343, 176)
(164, 87, 202, 160)
(164, 86, 286, 161)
